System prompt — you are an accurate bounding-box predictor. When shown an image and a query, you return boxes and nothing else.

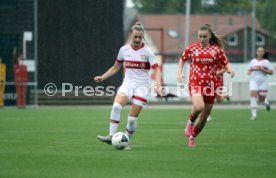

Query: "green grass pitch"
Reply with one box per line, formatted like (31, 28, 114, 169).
(0, 107, 276, 178)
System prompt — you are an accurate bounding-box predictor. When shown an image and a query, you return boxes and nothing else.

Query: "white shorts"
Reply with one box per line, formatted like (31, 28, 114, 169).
(117, 81, 150, 107)
(249, 79, 269, 96)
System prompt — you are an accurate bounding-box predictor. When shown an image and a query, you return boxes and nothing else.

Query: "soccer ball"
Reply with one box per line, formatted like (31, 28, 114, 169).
(111, 132, 130, 150)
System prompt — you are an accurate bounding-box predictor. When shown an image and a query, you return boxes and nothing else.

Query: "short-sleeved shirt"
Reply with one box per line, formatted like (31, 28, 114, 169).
(249, 58, 273, 81)
(116, 43, 158, 84)
(181, 43, 229, 85)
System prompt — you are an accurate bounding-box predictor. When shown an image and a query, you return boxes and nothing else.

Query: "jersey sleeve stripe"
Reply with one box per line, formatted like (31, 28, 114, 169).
(151, 63, 159, 69)
(258, 90, 268, 92)
(116, 59, 124, 63)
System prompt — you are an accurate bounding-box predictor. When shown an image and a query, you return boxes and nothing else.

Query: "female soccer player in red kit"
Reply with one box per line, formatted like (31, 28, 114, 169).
(177, 24, 235, 147)
(94, 22, 163, 149)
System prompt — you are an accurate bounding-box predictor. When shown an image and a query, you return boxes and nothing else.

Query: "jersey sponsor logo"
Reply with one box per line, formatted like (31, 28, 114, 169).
(140, 63, 145, 68)
(195, 58, 214, 63)
(124, 60, 150, 69)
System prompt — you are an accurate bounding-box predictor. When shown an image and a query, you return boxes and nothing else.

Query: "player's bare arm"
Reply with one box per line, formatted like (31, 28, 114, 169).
(225, 63, 235, 78)
(94, 61, 122, 82)
(216, 68, 226, 75)
(260, 66, 273, 75)
(177, 59, 185, 83)
(153, 66, 163, 96)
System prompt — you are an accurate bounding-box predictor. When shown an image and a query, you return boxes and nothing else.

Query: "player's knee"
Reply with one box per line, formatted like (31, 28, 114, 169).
(110, 102, 123, 120)
(258, 95, 266, 102)
(193, 104, 204, 112)
(216, 98, 223, 103)
(250, 97, 257, 108)
(112, 102, 122, 113)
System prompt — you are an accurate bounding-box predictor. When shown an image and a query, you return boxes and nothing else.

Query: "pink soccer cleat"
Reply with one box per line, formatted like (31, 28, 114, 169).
(188, 136, 196, 147)
(185, 120, 193, 137)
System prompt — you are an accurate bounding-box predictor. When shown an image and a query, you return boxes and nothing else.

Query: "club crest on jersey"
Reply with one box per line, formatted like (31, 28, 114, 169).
(193, 49, 201, 56)
(140, 55, 146, 60)
(209, 50, 217, 57)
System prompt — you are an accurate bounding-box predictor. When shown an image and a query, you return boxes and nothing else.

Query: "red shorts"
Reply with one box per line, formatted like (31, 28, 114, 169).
(216, 77, 225, 96)
(216, 82, 223, 88)
(189, 83, 217, 104)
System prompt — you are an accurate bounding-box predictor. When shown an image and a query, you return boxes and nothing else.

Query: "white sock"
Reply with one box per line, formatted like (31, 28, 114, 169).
(264, 97, 269, 105)
(109, 102, 122, 136)
(250, 97, 257, 118)
(126, 116, 138, 140)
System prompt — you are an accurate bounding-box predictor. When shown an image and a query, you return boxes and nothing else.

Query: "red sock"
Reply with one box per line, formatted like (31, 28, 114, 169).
(192, 115, 208, 137)
(192, 126, 201, 137)
(189, 113, 197, 123)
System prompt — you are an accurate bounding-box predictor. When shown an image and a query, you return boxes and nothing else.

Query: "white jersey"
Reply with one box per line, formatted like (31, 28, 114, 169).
(249, 58, 273, 81)
(116, 43, 158, 84)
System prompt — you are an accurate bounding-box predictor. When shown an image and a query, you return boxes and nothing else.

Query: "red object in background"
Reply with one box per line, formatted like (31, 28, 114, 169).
(14, 64, 28, 108)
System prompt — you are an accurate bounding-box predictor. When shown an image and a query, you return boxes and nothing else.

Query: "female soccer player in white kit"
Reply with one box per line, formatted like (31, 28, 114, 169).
(94, 22, 163, 147)
(248, 47, 273, 120)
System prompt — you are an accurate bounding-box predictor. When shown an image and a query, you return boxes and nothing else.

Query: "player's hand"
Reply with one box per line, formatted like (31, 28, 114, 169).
(228, 70, 235, 78)
(154, 84, 164, 97)
(177, 73, 185, 83)
(94, 76, 103, 83)
(260, 66, 268, 73)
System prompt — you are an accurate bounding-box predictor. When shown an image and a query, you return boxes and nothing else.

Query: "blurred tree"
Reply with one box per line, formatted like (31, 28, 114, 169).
(135, 0, 170, 13)
(258, 0, 276, 44)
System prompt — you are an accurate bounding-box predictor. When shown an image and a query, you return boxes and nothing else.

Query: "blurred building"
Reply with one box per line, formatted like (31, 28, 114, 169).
(138, 14, 272, 63)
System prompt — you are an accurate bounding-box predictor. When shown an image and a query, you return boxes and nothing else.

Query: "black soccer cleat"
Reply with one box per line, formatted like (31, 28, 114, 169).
(97, 135, 112, 144)
(265, 103, 270, 111)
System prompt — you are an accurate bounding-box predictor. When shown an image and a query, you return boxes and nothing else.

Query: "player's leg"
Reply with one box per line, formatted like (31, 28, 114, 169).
(249, 79, 258, 120)
(97, 92, 128, 144)
(216, 95, 224, 103)
(125, 85, 149, 140)
(126, 103, 143, 140)
(207, 112, 212, 122)
(110, 93, 129, 134)
(185, 85, 205, 137)
(207, 90, 221, 122)
(258, 80, 270, 111)
(97, 82, 130, 144)
(264, 96, 270, 111)
(185, 95, 205, 136)
(188, 93, 215, 147)
(193, 103, 213, 137)
(216, 84, 225, 104)
(250, 90, 258, 120)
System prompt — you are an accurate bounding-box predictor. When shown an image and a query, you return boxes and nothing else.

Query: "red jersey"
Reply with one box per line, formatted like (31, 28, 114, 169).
(216, 63, 225, 86)
(181, 43, 229, 85)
